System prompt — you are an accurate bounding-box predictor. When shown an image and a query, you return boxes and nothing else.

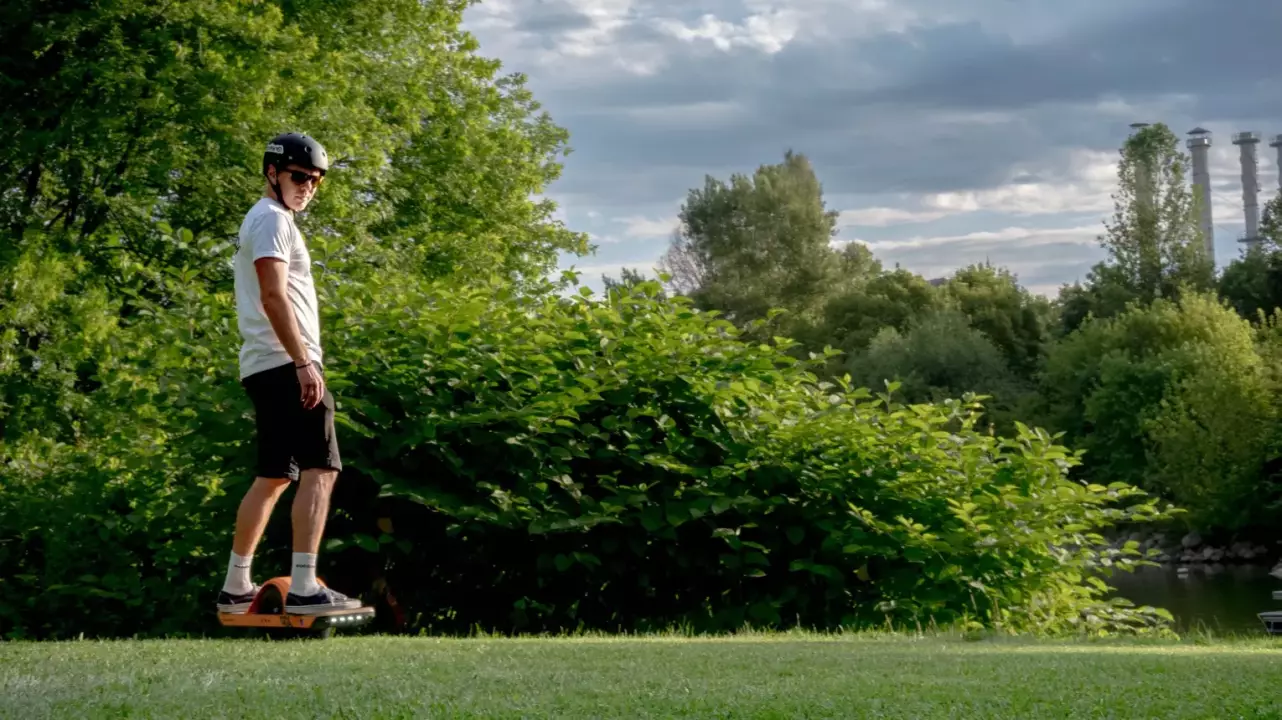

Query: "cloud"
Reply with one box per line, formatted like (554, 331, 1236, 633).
(847, 224, 1109, 297)
(839, 207, 949, 228)
(837, 148, 1120, 232)
(462, 0, 1282, 297)
(616, 215, 678, 238)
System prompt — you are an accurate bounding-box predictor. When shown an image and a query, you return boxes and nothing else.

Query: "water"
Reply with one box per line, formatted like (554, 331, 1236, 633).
(1106, 563, 1281, 635)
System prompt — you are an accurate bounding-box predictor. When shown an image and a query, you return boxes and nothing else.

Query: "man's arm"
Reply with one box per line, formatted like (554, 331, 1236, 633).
(255, 258, 310, 366)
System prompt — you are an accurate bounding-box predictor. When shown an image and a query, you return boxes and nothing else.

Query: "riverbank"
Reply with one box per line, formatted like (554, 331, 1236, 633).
(4, 633, 1282, 718)
(1110, 528, 1282, 567)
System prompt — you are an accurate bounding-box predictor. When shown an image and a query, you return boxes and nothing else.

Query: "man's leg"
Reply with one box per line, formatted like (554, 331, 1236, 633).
(289, 467, 338, 592)
(234, 476, 293, 556)
(283, 379, 360, 612)
(218, 477, 291, 610)
(219, 364, 298, 613)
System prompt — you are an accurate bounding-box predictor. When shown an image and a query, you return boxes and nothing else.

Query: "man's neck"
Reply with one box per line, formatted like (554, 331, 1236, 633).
(261, 191, 292, 214)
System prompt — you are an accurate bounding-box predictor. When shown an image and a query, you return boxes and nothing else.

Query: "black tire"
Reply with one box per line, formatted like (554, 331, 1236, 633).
(253, 584, 288, 641)
(256, 584, 286, 614)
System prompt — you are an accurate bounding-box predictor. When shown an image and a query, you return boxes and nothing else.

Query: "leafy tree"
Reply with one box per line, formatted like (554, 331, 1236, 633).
(1057, 123, 1213, 335)
(0, 0, 591, 491)
(0, 0, 586, 291)
(602, 267, 665, 300)
(834, 242, 884, 288)
(1217, 192, 1282, 321)
(852, 308, 1020, 407)
(0, 249, 118, 447)
(937, 264, 1054, 380)
(818, 268, 943, 358)
(1040, 292, 1277, 530)
(657, 150, 843, 338)
(1262, 192, 1282, 244)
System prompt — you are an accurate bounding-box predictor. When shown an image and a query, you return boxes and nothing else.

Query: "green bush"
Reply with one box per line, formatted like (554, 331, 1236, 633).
(318, 272, 1173, 637)
(0, 254, 1176, 639)
(1040, 292, 1279, 531)
(0, 243, 250, 639)
(850, 308, 1024, 409)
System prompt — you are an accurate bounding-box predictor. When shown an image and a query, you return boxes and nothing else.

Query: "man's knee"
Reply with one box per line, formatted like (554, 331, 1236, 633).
(243, 476, 292, 503)
(254, 476, 294, 491)
(299, 467, 339, 493)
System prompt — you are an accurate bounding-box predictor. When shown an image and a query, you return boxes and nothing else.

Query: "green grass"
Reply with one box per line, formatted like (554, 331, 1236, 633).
(3, 631, 1282, 718)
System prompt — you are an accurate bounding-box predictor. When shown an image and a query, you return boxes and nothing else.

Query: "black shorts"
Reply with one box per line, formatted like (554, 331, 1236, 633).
(241, 361, 342, 480)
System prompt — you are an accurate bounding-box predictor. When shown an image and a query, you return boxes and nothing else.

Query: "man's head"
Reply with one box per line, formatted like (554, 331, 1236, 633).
(262, 132, 329, 212)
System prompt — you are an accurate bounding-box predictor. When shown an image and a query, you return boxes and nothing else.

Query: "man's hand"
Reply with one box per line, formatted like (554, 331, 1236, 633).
(297, 362, 325, 410)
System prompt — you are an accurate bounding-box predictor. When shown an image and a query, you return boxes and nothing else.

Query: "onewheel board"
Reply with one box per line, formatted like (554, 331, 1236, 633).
(217, 576, 375, 638)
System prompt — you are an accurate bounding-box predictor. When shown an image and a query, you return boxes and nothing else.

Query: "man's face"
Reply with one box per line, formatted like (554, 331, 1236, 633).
(273, 164, 324, 211)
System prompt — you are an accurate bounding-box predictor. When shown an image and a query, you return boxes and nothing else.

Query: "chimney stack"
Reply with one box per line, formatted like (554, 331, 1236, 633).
(1234, 131, 1261, 245)
(1271, 134, 1282, 192)
(1130, 123, 1154, 215)
(1187, 128, 1214, 264)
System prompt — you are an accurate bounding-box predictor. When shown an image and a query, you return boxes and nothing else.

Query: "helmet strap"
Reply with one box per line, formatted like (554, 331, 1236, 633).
(268, 164, 292, 213)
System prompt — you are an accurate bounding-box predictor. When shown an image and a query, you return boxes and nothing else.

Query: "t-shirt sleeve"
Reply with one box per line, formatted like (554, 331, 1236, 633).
(247, 211, 293, 263)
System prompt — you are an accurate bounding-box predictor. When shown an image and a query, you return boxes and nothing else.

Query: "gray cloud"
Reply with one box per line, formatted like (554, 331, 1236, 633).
(869, 0, 1282, 118)
(533, 1, 1282, 205)
(512, 0, 596, 33)
(464, 0, 1282, 294)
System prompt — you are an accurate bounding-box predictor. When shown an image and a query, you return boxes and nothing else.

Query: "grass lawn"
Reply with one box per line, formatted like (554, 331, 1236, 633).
(2, 631, 1281, 718)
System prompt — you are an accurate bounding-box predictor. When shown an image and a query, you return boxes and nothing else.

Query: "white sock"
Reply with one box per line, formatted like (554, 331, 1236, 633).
(290, 552, 320, 596)
(223, 552, 254, 595)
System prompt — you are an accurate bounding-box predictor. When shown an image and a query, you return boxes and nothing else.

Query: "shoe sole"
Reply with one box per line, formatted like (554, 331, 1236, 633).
(284, 600, 362, 615)
(216, 602, 253, 614)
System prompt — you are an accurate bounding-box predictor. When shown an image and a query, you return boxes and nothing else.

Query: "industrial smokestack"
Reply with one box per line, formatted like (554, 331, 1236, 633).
(1130, 123, 1154, 215)
(1187, 128, 1214, 263)
(1233, 131, 1261, 245)
(1271, 134, 1282, 192)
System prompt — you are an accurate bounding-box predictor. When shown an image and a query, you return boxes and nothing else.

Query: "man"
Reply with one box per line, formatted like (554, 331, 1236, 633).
(215, 132, 360, 615)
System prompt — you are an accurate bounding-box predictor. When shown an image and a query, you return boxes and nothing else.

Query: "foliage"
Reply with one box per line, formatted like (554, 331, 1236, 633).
(814, 268, 944, 359)
(1057, 123, 1213, 336)
(0, 0, 586, 291)
(0, 237, 249, 639)
(602, 267, 666, 301)
(1039, 292, 1278, 530)
(850, 309, 1017, 405)
(1217, 244, 1282, 322)
(1218, 194, 1282, 322)
(1261, 192, 1282, 246)
(938, 264, 1054, 380)
(1055, 264, 1143, 339)
(658, 151, 845, 340)
(1097, 123, 1214, 303)
(309, 272, 1173, 637)
(0, 248, 117, 447)
(0, 255, 1175, 639)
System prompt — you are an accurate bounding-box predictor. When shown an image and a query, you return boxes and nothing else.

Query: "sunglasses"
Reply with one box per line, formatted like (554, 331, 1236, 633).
(279, 169, 324, 187)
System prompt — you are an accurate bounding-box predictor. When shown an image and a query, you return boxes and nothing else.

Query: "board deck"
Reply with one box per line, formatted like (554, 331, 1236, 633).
(218, 605, 375, 629)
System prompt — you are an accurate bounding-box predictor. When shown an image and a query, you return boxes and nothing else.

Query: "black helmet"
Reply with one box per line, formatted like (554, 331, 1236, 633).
(262, 132, 329, 177)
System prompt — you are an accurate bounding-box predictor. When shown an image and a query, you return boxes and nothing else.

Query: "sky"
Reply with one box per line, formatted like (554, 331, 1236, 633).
(462, 0, 1282, 297)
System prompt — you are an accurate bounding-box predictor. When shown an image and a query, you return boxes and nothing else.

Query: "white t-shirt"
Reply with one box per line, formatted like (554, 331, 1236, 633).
(233, 197, 324, 379)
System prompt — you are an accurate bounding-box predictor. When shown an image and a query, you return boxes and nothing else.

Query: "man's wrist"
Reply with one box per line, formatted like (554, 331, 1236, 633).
(294, 358, 311, 368)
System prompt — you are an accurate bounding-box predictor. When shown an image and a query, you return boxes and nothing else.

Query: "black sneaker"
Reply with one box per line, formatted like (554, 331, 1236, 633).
(285, 586, 361, 614)
(216, 585, 260, 614)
